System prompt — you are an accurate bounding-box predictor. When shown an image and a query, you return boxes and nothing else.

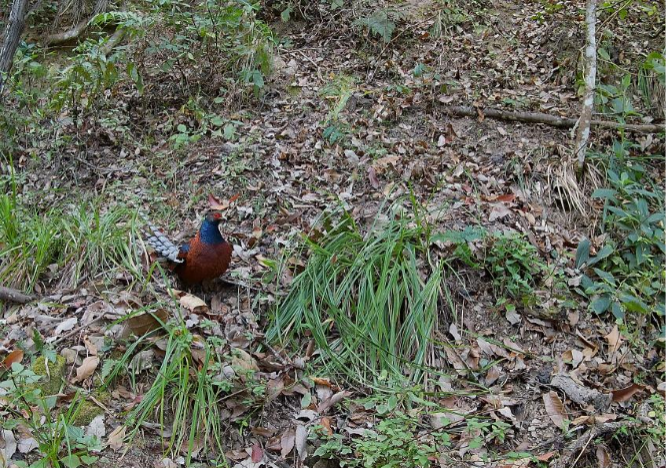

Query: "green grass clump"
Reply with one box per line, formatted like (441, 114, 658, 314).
(269, 208, 452, 386)
(107, 317, 231, 465)
(0, 193, 143, 292)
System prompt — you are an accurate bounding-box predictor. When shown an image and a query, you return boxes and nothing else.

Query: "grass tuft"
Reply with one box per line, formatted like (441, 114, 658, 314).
(0, 193, 143, 292)
(269, 207, 454, 386)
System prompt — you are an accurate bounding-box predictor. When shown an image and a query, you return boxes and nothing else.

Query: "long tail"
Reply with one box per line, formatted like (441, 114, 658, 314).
(140, 214, 184, 264)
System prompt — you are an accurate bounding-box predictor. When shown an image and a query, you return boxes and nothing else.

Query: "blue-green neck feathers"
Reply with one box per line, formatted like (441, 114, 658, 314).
(199, 219, 224, 245)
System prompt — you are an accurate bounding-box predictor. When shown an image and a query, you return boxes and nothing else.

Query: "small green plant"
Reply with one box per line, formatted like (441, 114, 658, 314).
(50, 27, 144, 122)
(1, 359, 102, 468)
(640, 51, 665, 82)
(430, 226, 486, 268)
(147, 0, 274, 96)
(636, 51, 665, 115)
(464, 417, 512, 447)
(319, 75, 354, 145)
(432, 0, 470, 36)
(169, 96, 242, 148)
(353, 9, 402, 43)
(109, 313, 260, 466)
(531, 0, 566, 23)
(576, 168, 664, 319)
(313, 396, 443, 468)
(483, 232, 544, 303)
(0, 43, 50, 160)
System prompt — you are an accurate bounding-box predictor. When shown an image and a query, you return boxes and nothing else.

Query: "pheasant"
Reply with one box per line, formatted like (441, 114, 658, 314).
(143, 211, 233, 286)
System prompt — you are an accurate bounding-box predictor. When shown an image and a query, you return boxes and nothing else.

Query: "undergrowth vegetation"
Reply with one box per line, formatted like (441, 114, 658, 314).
(577, 157, 665, 322)
(0, 0, 274, 161)
(1, 359, 101, 468)
(0, 0, 664, 467)
(0, 191, 143, 291)
(269, 206, 452, 386)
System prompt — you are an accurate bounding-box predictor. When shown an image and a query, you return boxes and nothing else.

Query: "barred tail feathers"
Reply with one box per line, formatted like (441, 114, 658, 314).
(141, 216, 184, 264)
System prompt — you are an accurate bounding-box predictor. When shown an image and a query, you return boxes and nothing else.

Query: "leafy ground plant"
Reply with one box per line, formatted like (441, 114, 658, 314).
(269, 206, 453, 386)
(313, 411, 440, 468)
(0, 354, 102, 468)
(483, 231, 545, 304)
(576, 166, 665, 320)
(311, 392, 516, 468)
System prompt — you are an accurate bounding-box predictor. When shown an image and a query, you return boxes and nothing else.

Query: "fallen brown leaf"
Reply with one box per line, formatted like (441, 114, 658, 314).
(604, 325, 622, 356)
(251, 443, 263, 463)
(107, 425, 126, 451)
(596, 445, 611, 468)
(72, 356, 100, 384)
(122, 309, 169, 338)
(179, 293, 208, 314)
(611, 383, 645, 403)
(280, 428, 295, 458)
(2, 349, 24, 369)
(543, 391, 568, 428)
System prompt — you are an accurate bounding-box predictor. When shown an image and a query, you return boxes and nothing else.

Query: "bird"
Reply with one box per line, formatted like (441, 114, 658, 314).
(143, 211, 233, 286)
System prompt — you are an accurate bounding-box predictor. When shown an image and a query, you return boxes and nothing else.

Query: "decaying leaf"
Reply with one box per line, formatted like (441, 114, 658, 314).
(604, 325, 622, 356)
(231, 349, 259, 372)
(251, 443, 263, 463)
(107, 425, 126, 451)
(543, 391, 568, 428)
(489, 203, 513, 221)
(596, 445, 611, 468)
(1, 349, 24, 369)
(72, 356, 100, 383)
(179, 293, 208, 314)
(280, 428, 295, 458)
(611, 383, 645, 403)
(294, 425, 307, 461)
(317, 391, 350, 413)
(54, 317, 78, 336)
(122, 309, 169, 338)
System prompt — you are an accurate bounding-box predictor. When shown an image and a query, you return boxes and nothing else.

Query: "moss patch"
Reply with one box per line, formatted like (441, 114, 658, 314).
(31, 355, 67, 396)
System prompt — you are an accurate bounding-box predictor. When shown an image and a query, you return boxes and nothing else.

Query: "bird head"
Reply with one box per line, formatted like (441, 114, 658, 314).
(204, 211, 224, 225)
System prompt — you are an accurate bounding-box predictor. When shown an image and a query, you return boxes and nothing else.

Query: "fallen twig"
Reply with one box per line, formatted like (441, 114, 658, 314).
(442, 105, 665, 134)
(0, 286, 36, 304)
(553, 418, 642, 468)
(53, 315, 105, 345)
(552, 402, 650, 468)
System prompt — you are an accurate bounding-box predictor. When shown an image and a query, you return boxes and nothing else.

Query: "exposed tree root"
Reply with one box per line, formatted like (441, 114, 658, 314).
(43, 0, 113, 47)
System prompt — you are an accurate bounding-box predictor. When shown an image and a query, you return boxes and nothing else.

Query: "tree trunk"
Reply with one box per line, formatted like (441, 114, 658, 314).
(575, 0, 598, 171)
(0, 0, 29, 93)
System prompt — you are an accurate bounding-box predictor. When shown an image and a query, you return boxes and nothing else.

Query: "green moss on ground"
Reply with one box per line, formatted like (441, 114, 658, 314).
(31, 355, 67, 396)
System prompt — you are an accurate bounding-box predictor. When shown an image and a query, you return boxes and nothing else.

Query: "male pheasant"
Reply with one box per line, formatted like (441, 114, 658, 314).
(144, 212, 233, 286)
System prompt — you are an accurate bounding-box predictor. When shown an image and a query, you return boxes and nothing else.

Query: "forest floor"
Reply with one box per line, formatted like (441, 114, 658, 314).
(0, 0, 666, 467)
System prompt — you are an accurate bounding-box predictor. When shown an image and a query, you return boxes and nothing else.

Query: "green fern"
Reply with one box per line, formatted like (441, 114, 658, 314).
(355, 10, 397, 43)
